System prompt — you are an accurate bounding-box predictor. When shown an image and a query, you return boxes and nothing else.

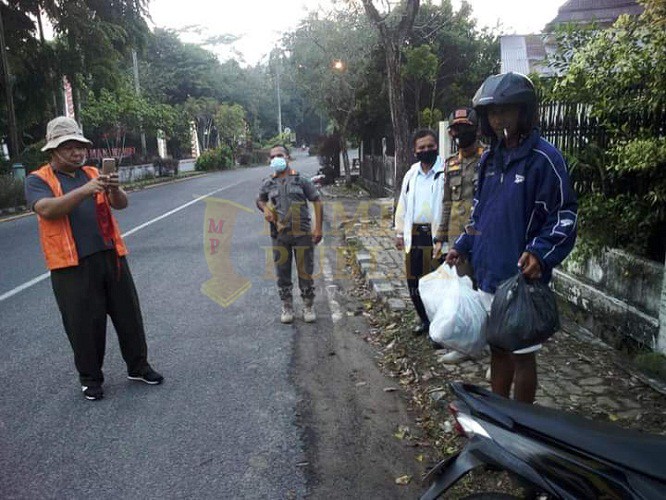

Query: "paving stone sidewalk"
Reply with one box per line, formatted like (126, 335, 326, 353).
(338, 197, 666, 435)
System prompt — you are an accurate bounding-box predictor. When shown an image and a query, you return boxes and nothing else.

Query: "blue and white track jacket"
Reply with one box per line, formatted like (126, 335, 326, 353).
(454, 129, 578, 293)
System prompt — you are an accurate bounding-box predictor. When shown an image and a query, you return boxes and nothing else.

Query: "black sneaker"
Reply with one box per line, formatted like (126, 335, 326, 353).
(82, 385, 104, 401)
(127, 367, 164, 385)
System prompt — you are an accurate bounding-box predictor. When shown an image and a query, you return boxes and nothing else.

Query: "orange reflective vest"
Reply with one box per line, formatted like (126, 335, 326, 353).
(31, 164, 128, 270)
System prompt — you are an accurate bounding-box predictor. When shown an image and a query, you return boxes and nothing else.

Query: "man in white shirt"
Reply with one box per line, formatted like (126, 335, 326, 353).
(394, 129, 445, 334)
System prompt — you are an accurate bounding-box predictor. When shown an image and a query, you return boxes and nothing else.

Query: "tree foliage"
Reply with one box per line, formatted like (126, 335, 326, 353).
(0, 0, 152, 156)
(550, 0, 666, 260)
(284, 8, 377, 182)
(82, 79, 176, 161)
(215, 103, 248, 158)
(407, 1, 500, 119)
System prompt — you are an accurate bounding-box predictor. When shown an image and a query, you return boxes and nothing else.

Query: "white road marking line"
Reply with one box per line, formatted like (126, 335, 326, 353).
(321, 252, 344, 323)
(0, 273, 51, 302)
(0, 184, 239, 303)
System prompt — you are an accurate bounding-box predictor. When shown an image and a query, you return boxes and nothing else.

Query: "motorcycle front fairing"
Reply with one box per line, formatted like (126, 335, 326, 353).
(420, 431, 565, 500)
(422, 383, 666, 499)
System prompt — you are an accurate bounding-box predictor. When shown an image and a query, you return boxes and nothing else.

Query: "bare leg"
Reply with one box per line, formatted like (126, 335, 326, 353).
(490, 347, 514, 398)
(513, 352, 537, 403)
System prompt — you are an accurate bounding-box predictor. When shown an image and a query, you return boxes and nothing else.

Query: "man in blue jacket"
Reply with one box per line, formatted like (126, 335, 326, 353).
(445, 73, 578, 403)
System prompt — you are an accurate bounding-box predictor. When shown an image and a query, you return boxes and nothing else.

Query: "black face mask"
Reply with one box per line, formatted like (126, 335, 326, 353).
(455, 131, 477, 149)
(416, 149, 438, 165)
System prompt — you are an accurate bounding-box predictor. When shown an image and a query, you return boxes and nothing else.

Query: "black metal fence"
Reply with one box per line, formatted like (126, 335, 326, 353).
(539, 102, 606, 156)
(538, 101, 666, 157)
(360, 136, 395, 197)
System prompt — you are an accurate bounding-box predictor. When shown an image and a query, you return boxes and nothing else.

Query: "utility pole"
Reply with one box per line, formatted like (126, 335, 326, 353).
(276, 59, 282, 135)
(132, 49, 147, 156)
(0, 6, 20, 158)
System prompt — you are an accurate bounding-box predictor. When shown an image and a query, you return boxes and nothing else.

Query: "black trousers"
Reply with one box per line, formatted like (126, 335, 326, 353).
(50, 250, 149, 386)
(405, 225, 438, 325)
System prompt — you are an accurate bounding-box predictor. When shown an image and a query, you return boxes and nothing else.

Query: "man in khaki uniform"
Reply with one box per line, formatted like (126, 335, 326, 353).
(433, 107, 486, 363)
(256, 145, 323, 324)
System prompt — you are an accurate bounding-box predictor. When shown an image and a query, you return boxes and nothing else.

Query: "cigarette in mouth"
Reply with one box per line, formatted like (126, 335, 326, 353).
(503, 128, 509, 141)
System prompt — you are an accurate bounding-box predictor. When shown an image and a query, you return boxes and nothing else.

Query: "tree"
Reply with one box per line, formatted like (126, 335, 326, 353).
(82, 79, 176, 162)
(215, 103, 247, 160)
(550, 0, 666, 260)
(284, 9, 376, 184)
(44, 0, 151, 120)
(139, 29, 225, 105)
(183, 97, 221, 152)
(138, 29, 284, 144)
(407, 1, 500, 119)
(403, 44, 437, 126)
(360, 0, 420, 198)
(0, 0, 153, 158)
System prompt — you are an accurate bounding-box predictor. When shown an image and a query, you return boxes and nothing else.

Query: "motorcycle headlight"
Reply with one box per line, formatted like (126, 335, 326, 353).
(455, 413, 491, 439)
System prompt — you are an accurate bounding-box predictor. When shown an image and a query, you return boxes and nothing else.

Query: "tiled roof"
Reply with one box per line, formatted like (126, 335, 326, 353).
(546, 0, 644, 29)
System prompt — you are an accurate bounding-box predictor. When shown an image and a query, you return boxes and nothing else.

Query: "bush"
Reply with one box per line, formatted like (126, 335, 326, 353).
(568, 137, 666, 262)
(195, 145, 233, 171)
(238, 149, 269, 166)
(634, 352, 666, 382)
(0, 175, 26, 210)
(14, 142, 49, 173)
(545, 2, 666, 262)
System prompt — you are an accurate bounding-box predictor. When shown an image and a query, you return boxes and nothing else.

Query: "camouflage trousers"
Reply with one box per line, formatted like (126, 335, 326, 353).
(272, 232, 315, 301)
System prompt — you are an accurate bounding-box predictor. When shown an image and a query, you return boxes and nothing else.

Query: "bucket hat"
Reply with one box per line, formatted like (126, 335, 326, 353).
(41, 116, 92, 151)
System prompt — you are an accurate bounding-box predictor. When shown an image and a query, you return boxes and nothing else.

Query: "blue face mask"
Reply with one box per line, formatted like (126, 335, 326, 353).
(270, 157, 288, 172)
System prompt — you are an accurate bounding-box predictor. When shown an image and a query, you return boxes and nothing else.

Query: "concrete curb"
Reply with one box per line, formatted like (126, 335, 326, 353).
(343, 227, 407, 313)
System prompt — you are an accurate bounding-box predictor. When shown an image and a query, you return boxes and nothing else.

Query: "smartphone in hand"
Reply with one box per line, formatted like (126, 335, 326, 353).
(101, 157, 116, 175)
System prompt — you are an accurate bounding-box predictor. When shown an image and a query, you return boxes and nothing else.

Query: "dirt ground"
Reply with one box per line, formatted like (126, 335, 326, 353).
(294, 187, 665, 499)
(292, 243, 424, 499)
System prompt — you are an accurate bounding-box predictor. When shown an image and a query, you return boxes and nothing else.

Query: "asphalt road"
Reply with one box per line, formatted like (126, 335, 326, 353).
(0, 153, 323, 499)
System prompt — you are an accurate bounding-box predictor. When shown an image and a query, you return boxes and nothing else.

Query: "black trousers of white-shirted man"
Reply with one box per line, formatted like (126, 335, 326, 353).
(405, 225, 438, 333)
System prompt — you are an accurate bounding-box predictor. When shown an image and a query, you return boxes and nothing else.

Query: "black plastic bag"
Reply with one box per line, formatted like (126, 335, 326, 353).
(486, 273, 560, 351)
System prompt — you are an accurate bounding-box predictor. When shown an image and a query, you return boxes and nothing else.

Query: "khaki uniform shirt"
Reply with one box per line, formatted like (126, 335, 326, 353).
(436, 145, 485, 247)
(258, 170, 320, 237)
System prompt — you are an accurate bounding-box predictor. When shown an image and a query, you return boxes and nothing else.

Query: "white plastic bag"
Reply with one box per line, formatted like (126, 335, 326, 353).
(418, 265, 487, 357)
(418, 264, 458, 337)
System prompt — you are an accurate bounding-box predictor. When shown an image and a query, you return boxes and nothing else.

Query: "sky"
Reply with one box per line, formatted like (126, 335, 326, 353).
(148, 0, 565, 66)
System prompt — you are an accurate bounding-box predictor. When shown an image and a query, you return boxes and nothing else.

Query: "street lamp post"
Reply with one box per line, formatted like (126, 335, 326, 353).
(132, 49, 147, 157)
(276, 61, 282, 135)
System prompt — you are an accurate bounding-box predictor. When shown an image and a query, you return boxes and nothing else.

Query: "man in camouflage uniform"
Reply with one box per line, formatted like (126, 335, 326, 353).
(257, 145, 323, 324)
(433, 107, 486, 363)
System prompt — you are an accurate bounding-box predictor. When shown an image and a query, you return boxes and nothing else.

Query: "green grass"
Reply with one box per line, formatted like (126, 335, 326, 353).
(634, 352, 666, 381)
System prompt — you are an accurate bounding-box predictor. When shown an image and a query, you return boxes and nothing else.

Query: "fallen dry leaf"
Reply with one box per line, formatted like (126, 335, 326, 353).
(394, 425, 410, 440)
(395, 475, 412, 485)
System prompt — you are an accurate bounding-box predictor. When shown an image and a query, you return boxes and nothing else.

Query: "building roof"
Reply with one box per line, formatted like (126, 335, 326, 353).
(501, 0, 645, 77)
(546, 0, 644, 29)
